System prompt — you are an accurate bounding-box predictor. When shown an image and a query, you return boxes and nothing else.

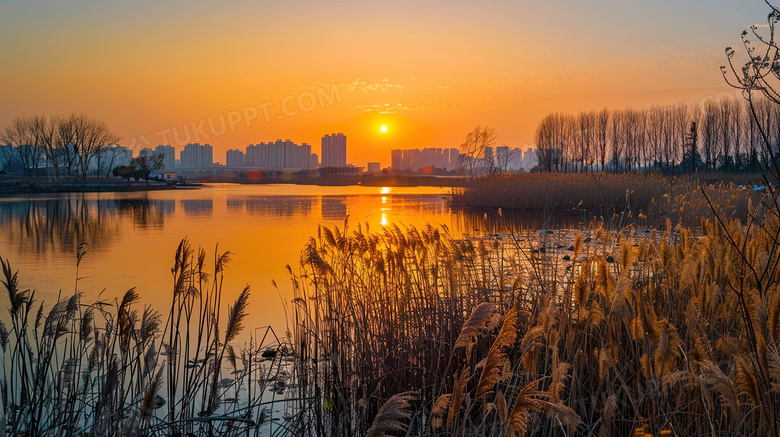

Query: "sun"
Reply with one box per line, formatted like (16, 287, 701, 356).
(380, 125, 388, 133)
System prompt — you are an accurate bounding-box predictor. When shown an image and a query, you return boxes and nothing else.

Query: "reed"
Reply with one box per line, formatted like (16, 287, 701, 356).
(288, 209, 780, 436)
(452, 172, 770, 227)
(0, 238, 292, 436)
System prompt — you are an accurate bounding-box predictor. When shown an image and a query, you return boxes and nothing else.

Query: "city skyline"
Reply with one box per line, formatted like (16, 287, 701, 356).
(137, 133, 511, 170)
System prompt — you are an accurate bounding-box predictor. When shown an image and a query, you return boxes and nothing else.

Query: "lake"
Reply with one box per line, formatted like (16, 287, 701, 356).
(0, 183, 583, 333)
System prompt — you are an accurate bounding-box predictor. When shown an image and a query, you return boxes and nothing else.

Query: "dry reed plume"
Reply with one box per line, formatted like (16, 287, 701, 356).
(0, 238, 292, 436)
(288, 213, 780, 436)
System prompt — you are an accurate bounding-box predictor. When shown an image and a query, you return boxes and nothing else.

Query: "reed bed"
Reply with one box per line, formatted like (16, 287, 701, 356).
(0, 238, 293, 436)
(452, 173, 770, 227)
(289, 214, 780, 436)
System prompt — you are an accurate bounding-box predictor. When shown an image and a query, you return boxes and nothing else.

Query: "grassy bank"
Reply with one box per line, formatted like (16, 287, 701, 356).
(452, 173, 770, 227)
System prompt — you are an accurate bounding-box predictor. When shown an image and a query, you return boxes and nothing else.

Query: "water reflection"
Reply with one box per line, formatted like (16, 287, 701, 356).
(180, 199, 213, 217)
(0, 197, 115, 255)
(321, 196, 348, 220)
(227, 196, 314, 217)
(387, 194, 449, 217)
(114, 198, 175, 228)
(0, 190, 602, 260)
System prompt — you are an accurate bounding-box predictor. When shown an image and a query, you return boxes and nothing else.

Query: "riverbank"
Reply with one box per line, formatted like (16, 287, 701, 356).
(0, 177, 178, 194)
(199, 173, 467, 187)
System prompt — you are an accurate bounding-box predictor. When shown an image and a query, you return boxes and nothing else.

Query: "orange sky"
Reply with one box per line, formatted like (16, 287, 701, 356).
(0, 0, 768, 167)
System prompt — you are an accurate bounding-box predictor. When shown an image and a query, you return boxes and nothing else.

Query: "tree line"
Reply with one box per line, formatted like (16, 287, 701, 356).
(534, 97, 778, 174)
(0, 113, 123, 178)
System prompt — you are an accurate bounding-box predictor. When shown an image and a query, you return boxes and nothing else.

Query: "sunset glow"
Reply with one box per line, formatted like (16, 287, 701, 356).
(0, 0, 767, 168)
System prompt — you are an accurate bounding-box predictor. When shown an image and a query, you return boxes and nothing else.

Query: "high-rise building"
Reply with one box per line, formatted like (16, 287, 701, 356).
(138, 147, 154, 158)
(110, 145, 133, 166)
(226, 149, 245, 166)
(523, 148, 538, 170)
(180, 143, 213, 168)
(405, 149, 420, 170)
(321, 133, 346, 167)
(391, 147, 461, 171)
(510, 148, 524, 171)
(244, 140, 317, 171)
(496, 146, 511, 170)
(484, 147, 494, 163)
(449, 149, 460, 170)
(391, 149, 403, 170)
(155, 145, 176, 169)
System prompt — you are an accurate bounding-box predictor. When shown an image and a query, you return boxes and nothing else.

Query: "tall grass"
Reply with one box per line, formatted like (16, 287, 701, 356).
(0, 238, 292, 436)
(452, 173, 770, 227)
(289, 214, 780, 436)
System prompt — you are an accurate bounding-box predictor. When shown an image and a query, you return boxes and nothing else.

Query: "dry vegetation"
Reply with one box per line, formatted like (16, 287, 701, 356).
(452, 173, 770, 227)
(287, 214, 780, 436)
(0, 239, 292, 436)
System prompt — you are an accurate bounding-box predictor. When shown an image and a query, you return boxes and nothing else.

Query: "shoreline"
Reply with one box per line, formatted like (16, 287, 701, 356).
(0, 179, 177, 194)
(0, 175, 466, 194)
(200, 174, 467, 187)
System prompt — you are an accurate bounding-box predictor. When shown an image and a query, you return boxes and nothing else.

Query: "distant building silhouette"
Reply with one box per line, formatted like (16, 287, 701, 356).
(390, 147, 461, 171)
(155, 145, 176, 169)
(367, 162, 381, 174)
(180, 143, 213, 168)
(321, 133, 346, 167)
(391, 149, 403, 171)
(226, 149, 245, 166)
(244, 139, 316, 171)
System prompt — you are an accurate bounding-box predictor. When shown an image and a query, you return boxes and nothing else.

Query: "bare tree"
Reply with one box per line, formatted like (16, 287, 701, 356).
(98, 146, 126, 178)
(1, 116, 42, 176)
(459, 125, 497, 177)
(723, 2, 780, 178)
(646, 105, 665, 171)
(595, 108, 610, 172)
(0, 143, 13, 172)
(55, 114, 79, 177)
(72, 114, 121, 179)
(26, 115, 60, 178)
(733, 100, 746, 170)
(671, 103, 689, 174)
(576, 111, 596, 172)
(700, 99, 720, 171)
(718, 97, 736, 170)
(610, 110, 626, 172)
(535, 114, 556, 173)
(494, 146, 512, 174)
